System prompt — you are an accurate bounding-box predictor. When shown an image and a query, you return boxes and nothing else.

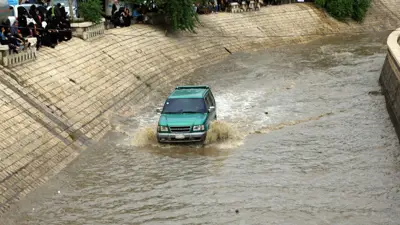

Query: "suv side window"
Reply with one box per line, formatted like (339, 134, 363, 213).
(205, 93, 212, 108)
(208, 91, 216, 106)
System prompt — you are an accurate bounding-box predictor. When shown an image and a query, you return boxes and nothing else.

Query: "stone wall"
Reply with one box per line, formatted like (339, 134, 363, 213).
(0, 1, 400, 214)
(379, 28, 400, 140)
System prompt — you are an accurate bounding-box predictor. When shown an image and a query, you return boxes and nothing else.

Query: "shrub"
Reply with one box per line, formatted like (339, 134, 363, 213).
(325, 0, 353, 21)
(352, 0, 371, 22)
(121, 0, 199, 32)
(158, 0, 198, 32)
(315, 0, 371, 22)
(78, 0, 103, 23)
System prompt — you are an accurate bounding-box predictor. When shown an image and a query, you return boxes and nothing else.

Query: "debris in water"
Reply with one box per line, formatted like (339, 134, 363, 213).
(368, 90, 382, 96)
(57, 191, 61, 194)
(264, 111, 268, 115)
(235, 209, 239, 214)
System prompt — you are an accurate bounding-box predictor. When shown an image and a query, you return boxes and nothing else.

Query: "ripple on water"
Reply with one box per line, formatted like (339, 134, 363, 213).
(2, 32, 400, 225)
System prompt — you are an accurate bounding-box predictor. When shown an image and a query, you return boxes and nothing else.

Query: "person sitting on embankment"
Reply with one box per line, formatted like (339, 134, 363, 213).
(132, 6, 144, 24)
(0, 26, 19, 53)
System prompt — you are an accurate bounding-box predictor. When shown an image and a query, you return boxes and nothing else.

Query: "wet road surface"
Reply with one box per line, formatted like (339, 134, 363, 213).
(2, 31, 400, 225)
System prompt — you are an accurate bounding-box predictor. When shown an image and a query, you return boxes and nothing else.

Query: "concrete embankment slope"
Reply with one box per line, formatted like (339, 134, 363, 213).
(380, 28, 400, 139)
(0, 70, 80, 213)
(0, 1, 399, 214)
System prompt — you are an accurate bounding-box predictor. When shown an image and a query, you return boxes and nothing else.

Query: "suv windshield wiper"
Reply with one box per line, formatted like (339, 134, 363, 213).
(163, 110, 203, 114)
(182, 111, 202, 113)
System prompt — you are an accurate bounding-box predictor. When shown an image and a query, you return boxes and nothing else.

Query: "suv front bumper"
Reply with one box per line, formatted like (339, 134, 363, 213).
(157, 132, 207, 143)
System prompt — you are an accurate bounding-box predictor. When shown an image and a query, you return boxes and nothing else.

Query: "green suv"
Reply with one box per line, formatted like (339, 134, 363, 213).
(156, 85, 217, 143)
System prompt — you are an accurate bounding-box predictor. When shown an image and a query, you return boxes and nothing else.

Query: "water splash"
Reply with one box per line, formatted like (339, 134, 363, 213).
(131, 126, 158, 147)
(113, 124, 134, 136)
(203, 121, 244, 149)
(129, 120, 243, 149)
(204, 121, 241, 144)
(126, 112, 335, 148)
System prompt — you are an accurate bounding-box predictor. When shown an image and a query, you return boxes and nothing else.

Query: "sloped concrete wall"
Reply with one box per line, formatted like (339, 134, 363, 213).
(0, 70, 79, 213)
(0, 1, 399, 214)
(379, 28, 400, 140)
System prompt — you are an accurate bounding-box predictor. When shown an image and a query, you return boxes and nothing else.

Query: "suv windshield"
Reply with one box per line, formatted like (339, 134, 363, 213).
(162, 98, 207, 114)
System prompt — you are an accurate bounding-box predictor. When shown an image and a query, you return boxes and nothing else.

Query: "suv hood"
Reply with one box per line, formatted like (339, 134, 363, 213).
(159, 113, 207, 127)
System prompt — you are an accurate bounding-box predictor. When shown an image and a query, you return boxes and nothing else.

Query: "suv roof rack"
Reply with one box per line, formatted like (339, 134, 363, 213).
(175, 85, 209, 90)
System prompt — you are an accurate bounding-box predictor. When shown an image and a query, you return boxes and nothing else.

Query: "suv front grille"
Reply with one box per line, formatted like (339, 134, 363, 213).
(169, 126, 191, 132)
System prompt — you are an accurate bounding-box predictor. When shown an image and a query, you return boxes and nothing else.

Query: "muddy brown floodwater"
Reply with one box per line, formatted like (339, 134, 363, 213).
(2, 31, 400, 225)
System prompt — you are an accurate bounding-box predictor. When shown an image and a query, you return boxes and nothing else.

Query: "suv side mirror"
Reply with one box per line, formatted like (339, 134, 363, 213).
(208, 106, 215, 112)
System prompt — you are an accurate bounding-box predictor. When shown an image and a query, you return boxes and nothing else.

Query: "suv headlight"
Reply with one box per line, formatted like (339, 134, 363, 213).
(192, 125, 205, 131)
(158, 126, 169, 132)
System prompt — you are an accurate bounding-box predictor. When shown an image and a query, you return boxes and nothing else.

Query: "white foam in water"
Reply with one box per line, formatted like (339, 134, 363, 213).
(216, 89, 270, 125)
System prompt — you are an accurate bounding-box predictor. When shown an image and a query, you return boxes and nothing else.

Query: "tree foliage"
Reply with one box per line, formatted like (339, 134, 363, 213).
(315, 0, 371, 22)
(122, 0, 199, 32)
(78, 0, 103, 23)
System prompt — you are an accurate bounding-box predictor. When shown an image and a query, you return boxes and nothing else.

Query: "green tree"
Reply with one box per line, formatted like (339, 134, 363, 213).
(78, 0, 103, 23)
(122, 0, 199, 32)
(315, 0, 371, 22)
(351, 0, 371, 21)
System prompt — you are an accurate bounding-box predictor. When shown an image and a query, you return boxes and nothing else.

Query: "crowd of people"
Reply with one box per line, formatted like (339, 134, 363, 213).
(193, 0, 305, 14)
(0, 0, 304, 55)
(109, 0, 151, 28)
(0, 3, 72, 54)
(194, 0, 263, 13)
